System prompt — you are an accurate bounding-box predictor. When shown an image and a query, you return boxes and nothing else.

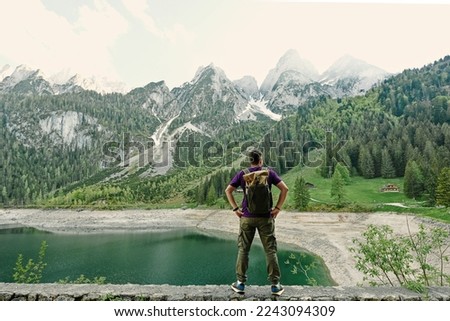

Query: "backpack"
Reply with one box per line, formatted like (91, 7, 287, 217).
(242, 167, 273, 215)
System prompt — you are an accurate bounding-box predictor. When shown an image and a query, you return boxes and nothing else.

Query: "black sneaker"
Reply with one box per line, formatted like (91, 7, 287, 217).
(271, 284, 284, 296)
(231, 281, 245, 294)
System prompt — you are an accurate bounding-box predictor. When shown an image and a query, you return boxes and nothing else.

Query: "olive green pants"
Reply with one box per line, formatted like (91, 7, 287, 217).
(236, 217, 281, 285)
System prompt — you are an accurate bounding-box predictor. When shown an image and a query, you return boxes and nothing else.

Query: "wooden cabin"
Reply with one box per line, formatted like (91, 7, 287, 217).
(380, 183, 400, 192)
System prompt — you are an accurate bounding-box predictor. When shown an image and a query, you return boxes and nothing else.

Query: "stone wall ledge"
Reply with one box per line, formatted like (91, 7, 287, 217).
(1, 283, 450, 301)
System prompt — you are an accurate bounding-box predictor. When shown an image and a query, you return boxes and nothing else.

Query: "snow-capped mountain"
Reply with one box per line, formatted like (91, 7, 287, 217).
(320, 55, 389, 96)
(0, 52, 391, 137)
(60, 74, 129, 94)
(233, 75, 260, 100)
(0, 64, 129, 95)
(265, 70, 329, 113)
(171, 64, 277, 133)
(260, 49, 319, 96)
(0, 64, 13, 82)
(261, 50, 390, 112)
(173, 64, 248, 129)
(0, 65, 54, 95)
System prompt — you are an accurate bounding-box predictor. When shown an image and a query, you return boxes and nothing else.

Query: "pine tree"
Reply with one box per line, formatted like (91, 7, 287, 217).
(371, 145, 382, 178)
(206, 184, 217, 206)
(392, 141, 406, 176)
(381, 147, 396, 178)
(335, 163, 351, 185)
(436, 167, 450, 207)
(197, 179, 207, 204)
(403, 160, 425, 199)
(359, 147, 375, 178)
(293, 175, 310, 211)
(422, 165, 438, 206)
(331, 170, 346, 207)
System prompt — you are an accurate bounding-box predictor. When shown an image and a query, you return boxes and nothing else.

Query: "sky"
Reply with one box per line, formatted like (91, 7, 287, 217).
(0, 0, 449, 89)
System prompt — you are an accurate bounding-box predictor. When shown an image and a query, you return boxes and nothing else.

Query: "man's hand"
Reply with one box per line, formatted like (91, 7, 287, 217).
(270, 207, 280, 218)
(234, 209, 243, 218)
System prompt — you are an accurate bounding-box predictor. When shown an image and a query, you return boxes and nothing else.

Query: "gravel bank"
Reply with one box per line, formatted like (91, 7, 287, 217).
(0, 209, 447, 286)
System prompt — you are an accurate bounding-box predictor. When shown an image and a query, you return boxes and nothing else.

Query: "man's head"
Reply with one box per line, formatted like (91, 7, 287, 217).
(248, 149, 263, 166)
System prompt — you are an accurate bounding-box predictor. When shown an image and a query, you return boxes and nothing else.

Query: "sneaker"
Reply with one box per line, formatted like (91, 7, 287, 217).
(271, 284, 284, 296)
(231, 281, 245, 294)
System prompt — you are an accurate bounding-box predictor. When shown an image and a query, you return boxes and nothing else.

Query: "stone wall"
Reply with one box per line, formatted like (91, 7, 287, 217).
(1, 283, 450, 301)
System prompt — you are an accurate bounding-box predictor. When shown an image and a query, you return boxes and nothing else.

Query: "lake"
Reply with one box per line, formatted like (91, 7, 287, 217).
(0, 227, 335, 286)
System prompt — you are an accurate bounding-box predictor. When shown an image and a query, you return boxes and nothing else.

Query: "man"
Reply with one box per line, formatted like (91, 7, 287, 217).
(225, 149, 289, 296)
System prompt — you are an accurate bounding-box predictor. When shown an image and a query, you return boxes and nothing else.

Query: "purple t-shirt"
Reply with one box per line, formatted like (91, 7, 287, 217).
(229, 166, 282, 218)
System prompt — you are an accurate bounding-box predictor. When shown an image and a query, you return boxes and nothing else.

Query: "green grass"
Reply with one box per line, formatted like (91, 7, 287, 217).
(275, 165, 450, 223)
(279, 165, 407, 206)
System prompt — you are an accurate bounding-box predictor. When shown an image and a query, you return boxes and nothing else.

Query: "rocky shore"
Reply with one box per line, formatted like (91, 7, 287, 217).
(0, 209, 447, 286)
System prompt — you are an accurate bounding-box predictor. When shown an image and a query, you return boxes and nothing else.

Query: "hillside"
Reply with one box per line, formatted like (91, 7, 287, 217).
(1, 55, 449, 210)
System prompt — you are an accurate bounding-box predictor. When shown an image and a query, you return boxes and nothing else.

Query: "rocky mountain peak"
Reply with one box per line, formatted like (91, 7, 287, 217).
(0, 64, 12, 81)
(233, 75, 259, 100)
(0, 64, 129, 95)
(319, 55, 389, 96)
(321, 55, 388, 83)
(260, 49, 319, 95)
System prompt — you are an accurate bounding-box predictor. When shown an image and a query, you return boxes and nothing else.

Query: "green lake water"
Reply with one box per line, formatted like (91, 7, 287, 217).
(0, 227, 335, 286)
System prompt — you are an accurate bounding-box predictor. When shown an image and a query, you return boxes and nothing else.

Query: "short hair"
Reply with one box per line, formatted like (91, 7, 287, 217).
(248, 149, 262, 165)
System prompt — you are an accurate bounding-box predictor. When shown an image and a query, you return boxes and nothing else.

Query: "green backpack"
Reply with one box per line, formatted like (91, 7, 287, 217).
(243, 167, 273, 215)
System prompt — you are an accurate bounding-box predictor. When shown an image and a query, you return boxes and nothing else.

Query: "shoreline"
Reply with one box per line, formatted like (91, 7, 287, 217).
(0, 208, 447, 286)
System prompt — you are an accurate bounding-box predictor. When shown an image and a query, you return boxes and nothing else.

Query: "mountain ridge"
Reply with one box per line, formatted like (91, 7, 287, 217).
(0, 64, 130, 95)
(0, 50, 388, 98)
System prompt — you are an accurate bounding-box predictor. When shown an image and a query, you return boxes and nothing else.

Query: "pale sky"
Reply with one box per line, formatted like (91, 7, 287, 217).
(0, 0, 449, 89)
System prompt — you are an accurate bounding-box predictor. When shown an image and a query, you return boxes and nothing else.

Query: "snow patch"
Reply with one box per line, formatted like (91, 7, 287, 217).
(151, 114, 180, 148)
(236, 98, 282, 121)
(236, 103, 257, 121)
(171, 121, 210, 138)
(249, 98, 282, 121)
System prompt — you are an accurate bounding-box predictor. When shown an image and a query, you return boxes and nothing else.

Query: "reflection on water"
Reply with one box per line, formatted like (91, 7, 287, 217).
(0, 227, 335, 286)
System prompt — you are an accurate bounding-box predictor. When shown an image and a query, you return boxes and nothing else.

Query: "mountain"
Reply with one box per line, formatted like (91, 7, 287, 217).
(2, 54, 449, 207)
(0, 54, 391, 187)
(126, 80, 179, 121)
(0, 50, 416, 205)
(261, 50, 326, 113)
(260, 49, 319, 95)
(61, 74, 129, 94)
(261, 50, 390, 113)
(264, 70, 329, 114)
(0, 64, 129, 95)
(0, 49, 389, 107)
(0, 65, 53, 95)
(0, 64, 12, 82)
(233, 76, 260, 100)
(320, 55, 389, 96)
(171, 64, 277, 133)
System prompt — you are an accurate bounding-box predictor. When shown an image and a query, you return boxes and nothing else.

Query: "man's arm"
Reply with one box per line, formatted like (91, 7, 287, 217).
(271, 180, 289, 218)
(225, 185, 243, 217)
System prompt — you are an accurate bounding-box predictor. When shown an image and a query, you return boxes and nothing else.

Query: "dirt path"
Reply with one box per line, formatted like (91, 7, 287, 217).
(0, 209, 447, 286)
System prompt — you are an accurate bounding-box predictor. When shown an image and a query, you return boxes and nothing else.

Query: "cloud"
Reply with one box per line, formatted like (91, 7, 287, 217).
(121, 0, 195, 44)
(0, 0, 128, 79)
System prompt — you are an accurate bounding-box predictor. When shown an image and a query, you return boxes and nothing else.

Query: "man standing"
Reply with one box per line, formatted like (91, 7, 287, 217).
(225, 149, 289, 296)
